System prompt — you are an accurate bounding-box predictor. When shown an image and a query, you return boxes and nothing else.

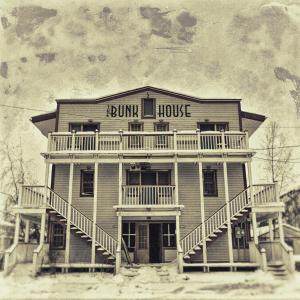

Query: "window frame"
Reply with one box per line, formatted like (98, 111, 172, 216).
(162, 223, 176, 248)
(80, 169, 94, 197)
(69, 122, 100, 132)
(122, 222, 136, 252)
(141, 98, 156, 119)
(203, 169, 218, 197)
(126, 170, 171, 186)
(50, 222, 66, 250)
(197, 122, 229, 131)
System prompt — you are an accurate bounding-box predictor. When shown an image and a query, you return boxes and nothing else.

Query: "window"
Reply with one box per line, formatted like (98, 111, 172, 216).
(198, 123, 228, 132)
(163, 223, 176, 248)
(50, 222, 65, 249)
(203, 169, 218, 196)
(127, 171, 171, 186)
(154, 122, 169, 148)
(142, 98, 156, 118)
(128, 122, 143, 148)
(138, 224, 148, 249)
(122, 223, 136, 252)
(80, 170, 94, 196)
(69, 123, 100, 132)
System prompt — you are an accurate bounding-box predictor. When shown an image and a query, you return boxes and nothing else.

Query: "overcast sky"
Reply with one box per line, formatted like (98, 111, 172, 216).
(0, 0, 300, 191)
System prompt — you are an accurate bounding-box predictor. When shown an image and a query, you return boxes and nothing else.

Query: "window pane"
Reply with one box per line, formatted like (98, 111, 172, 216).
(169, 235, 176, 247)
(130, 123, 142, 131)
(122, 223, 129, 234)
(216, 123, 227, 131)
(138, 225, 147, 249)
(162, 223, 168, 234)
(158, 172, 170, 185)
(130, 223, 136, 233)
(143, 99, 154, 117)
(128, 172, 140, 185)
(70, 124, 82, 132)
(169, 223, 176, 234)
(81, 171, 94, 195)
(203, 170, 217, 196)
(199, 124, 214, 131)
(83, 124, 99, 131)
(155, 123, 168, 131)
(129, 235, 135, 248)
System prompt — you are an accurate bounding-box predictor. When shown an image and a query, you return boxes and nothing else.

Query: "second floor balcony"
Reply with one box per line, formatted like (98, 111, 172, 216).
(46, 130, 251, 158)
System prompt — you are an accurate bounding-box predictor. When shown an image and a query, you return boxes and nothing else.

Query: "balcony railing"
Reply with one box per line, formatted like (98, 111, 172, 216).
(122, 185, 176, 206)
(47, 130, 249, 154)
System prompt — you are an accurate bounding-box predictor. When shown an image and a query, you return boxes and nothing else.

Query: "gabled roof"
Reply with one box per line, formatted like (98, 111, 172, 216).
(56, 86, 242, 104)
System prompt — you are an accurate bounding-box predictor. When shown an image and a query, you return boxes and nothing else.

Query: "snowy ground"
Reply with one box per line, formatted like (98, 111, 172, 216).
(0, 263, 300, 299)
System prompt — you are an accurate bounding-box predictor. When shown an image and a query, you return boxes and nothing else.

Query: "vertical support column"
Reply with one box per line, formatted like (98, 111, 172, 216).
(44, 162, 50, 206)
(24, 219, 30, 243)
(174, 157, 179, 206)
(91, 162, 99, 265)
(176, 214, 183, 273)
(198, 161, 207, 266)
(274, 181, 284, 243)
(115, 160, 123, 274)
(14, 213, 20, 244)
(268, 219, 274, 241)
(40, 212, 46, 245)
(247, 161, 258, 244)
(65, 162, 74, 264)
(223, 161, 234, 266)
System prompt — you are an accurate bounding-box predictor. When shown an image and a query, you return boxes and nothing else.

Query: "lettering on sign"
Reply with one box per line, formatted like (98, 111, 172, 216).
(106, 105, 139, 118)
(158, 104, 191, 118)
(106, 104, 191, 118)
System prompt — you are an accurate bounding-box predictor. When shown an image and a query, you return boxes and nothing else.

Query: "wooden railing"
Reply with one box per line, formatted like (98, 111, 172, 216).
(48, 130, 249, 153)
(122, 185, 175, 205)
(3, 243, 18, 276)
(33, 243, 49, 275)
(19, 186, 117, 257)
(181, 184, 279, 256)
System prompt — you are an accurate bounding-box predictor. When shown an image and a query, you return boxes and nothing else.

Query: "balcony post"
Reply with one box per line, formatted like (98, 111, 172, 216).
(119, 130, 123, 151)
(44, 162, 50, 207)
(173, 129, 177, 152)
(223, 161, 234, 267)
(40, 212, 46, 245)
(198, 160, 207, 265)
(244, 130, 249, 149)
(91, 162, 99, 265)
(196, 128, 201, 151)
(174, 157, 179, 206)
(95, 130, 99, 151)
(118, 160, 123, 206)
(247, 161, 258, 244)
(268, 218, 274, 241)
(47, 132, 51, 152)
(65, 162, 74, 265)
(274, 180, 284, 243)
(115, 214, 122, 274)
(71, 130, 76, 151)
(221, 129, 225, 150)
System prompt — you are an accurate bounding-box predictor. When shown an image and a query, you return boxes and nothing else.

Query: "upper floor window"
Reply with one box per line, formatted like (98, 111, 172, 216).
(203, 169, 218, 197)
(154, 122, 169, 131)
(142, 98, 156, 118)
(198, 123, 228, 132)
(69, 123, 100, 132)
(80, 170, 94, 196)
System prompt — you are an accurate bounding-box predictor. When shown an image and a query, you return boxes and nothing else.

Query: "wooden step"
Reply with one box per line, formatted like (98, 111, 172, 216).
(87, 239, 92, 242)
(96, 248, 104, 252)
(81, 235, 89, 239)
(60, 219, 67, 222)
(184, 255, 191, 260)
(220, 225, 227, 229)
(241, 209, 248, 213)
(215, 229, 222, 233)
(71, 226, 77, 230)
(235, 213, 243, 217)
(107, 256, 115, 260)
(194, 245, 201, 251)
(206, 238, 212, 242)
(209, 233, 217, 238)
(231, 217, 238, 221)
(76, 231, 82, 234)
(49, 210, 57, 214)
(189, 250, 196, 255)
(102, 252, 110, 256)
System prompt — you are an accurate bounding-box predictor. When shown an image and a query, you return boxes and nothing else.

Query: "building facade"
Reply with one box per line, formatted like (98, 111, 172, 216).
(4, 87, 294, 275)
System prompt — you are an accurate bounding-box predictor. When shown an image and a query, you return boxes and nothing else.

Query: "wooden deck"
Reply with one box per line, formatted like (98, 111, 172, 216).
(183, 262, 259, 271)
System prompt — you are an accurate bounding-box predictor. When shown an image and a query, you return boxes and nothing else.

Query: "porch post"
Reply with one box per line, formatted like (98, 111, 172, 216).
(65, 162, 74, 264)
(115, 160, 123, 273)
(247, 162, 258, 244)
(91, 162, 99, 265)
(268, 219, 274, 241)
(24, 219, 30, 243)
(198, 161, 207, 265)
(274, 181, 284, 243)
(223, 161, 234, 266)
(174, 157, 179, 206)
(44, 162, 50, 206)
(14, 213, 20, 244)
(40, 212, 46, 245)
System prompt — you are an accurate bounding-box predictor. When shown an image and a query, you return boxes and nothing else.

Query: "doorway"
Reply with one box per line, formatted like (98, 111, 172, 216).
(149, 223, 162, 263)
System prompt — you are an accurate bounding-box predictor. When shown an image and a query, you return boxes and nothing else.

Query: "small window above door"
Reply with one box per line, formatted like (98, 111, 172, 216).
(142, 98, 156, 119)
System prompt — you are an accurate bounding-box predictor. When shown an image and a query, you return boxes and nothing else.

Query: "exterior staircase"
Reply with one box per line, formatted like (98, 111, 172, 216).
(267, 261, 289, 279)
(180, 184, 275, 263)
(23, 186, 118, 264)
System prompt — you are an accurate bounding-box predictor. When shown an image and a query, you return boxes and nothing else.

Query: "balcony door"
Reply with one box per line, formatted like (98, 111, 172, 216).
(136, 223, 149, 263)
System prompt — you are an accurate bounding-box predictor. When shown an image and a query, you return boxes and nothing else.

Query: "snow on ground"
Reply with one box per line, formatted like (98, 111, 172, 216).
(0, 263, 300, 299)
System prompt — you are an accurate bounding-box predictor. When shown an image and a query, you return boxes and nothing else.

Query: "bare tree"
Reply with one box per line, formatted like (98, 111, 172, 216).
(0, 139, 37, 222)
(261, 121, 294, 194)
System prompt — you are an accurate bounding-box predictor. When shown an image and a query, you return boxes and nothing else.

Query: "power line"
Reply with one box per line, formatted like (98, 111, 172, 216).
(253, 156, 300, 164)
(253, 145, 300, 150)
(1, 102, 300, 129)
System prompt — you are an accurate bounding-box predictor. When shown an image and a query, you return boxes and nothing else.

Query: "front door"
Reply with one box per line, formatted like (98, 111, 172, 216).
(149, 223, 162, 263)
(136, 223, 149, 263)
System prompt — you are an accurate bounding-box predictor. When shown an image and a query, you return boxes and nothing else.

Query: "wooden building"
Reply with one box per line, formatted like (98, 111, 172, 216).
(4, 87, 295, 275)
